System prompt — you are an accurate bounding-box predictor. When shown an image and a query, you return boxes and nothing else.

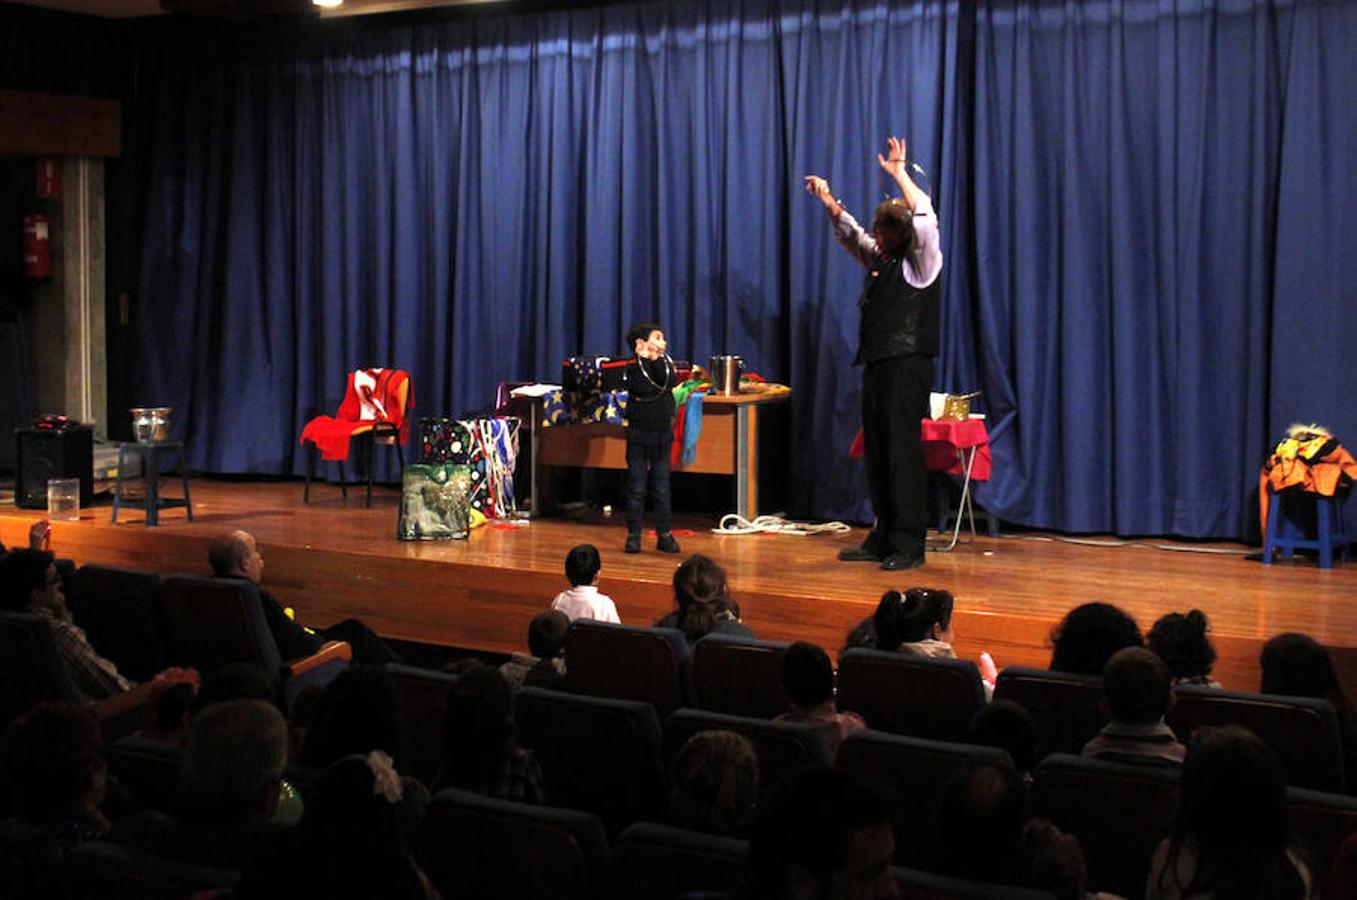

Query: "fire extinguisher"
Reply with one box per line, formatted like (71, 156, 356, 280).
(23, 213, 52, 281)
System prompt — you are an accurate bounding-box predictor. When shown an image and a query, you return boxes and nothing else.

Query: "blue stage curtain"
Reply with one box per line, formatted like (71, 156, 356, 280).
(130, 0, 1357, 539)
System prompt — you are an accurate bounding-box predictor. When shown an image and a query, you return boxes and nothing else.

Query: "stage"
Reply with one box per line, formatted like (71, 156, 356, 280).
(2, 478, 1355, 697)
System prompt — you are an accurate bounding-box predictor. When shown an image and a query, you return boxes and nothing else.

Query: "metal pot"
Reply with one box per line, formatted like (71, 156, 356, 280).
(130, 407, 172, 443)
(709, 355, 744, 396)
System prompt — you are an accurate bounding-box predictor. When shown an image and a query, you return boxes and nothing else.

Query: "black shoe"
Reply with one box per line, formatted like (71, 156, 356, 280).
(838, 545, 883, 562)
(624, 533, 642, 554)
(657, 533, 681, 554)
(880, 552, 925, 571)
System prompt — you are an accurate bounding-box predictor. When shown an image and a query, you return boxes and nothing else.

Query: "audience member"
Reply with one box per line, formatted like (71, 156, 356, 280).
(192, 661, 277, 712)
(498, 609, 569, 691)
(656, 553, 753, 643)
(236, 752, 441, 900)
(1, 702, 110, 844)
(299, 665, 403, 769)
(932, 759, 1027, 883)
(889, 586, 998, 692)
(0, 548, 198, 712)
(550, 544, 620, 623)
(969, 700, 1042, 781)
(1019, 817, 1090, 900)
(1260, 631, 1357, 792)
(774, 641, 865, 762)
(1048, 602, 1142, 676)
(112, 699, 289, 871)
(749, 767, 899, 900)
(1082, 647, 1185, 766)
(1148, 610, 1221, 687)
(436, 663, 543, 804)
(667, 730, 760, 837)
(1146, 725, 1311, 899)
(208, 530, 396, 665)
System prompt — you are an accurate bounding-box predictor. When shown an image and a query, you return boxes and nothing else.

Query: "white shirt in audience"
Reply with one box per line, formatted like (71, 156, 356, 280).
(551, 585, 620, 624)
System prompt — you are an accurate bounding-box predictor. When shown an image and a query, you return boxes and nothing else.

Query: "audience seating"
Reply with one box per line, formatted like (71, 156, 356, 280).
(836, 729, 1012, 868)
(383, 662, 459, 787)
(68, 564, 167, 683)
(421, 787, 610, 900)
(663, 708, 830, 792)
(993, 666, 1105, 755)
(1029, 752, 1180, 898)
(107, 733, 185, 816)
(1167, 684, 1347, 792)
(1287, 786, 1357, 885)
(0, 609, 85, 726)
(60, 839, 238, 899)
(611, 821, 749, 900)
(564, 621, 692, 716)
(690, 633, 791, 719)
(836, 648, 986, 742)
(515, 687, 666, 837)
(158, 575, 351, 711)
(892, 866, 1058, 899)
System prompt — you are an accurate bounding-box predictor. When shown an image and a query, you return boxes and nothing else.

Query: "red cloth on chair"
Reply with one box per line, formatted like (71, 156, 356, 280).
(300, 368, 414, 461)
(848, 418, 992, 481)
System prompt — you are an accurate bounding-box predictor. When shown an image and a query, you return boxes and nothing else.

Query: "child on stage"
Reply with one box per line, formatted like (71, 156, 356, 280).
(623, 322, 680, 554)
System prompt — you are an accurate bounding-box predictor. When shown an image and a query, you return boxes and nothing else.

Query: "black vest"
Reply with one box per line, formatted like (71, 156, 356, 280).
(624, 355, 677, 431)
(854, 254, 941, 365)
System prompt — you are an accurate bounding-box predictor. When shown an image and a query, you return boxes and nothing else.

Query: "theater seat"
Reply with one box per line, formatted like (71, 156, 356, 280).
(892, 866, 1058, 899)
(1286, 786, 1357, 880)
(993, 666, 1105, 755)
(383, 663, 460, 788)
(611, 821, 749, 900)
(515, 687, 665, 836)
(0, 610, 84, 726)
(69, 564, 167, 683)
(1168, 684, 1346, 792)
(421, 787, 609, 900)
(836, 648, 986, 742)
(61, 840, 239, 900)
(663, 708, 830, 792)
(565, 620, 692, 715)
(691, 633, 791, 719)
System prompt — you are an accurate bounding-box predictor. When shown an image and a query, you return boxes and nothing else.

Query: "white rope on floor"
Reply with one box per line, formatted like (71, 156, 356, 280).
(712, 514, 853, 536)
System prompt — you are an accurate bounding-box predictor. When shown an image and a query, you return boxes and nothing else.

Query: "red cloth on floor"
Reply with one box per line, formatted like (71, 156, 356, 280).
(300, 368, 414, 461)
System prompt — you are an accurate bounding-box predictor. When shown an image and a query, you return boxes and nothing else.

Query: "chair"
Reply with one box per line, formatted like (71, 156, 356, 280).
(157, 576, 351, 711)
(691, 633, 791, 719)
(0, 610, 84, 726)
(663, 708, 830, 792)
(515, 687, 666, 836)
(993, 666, 1105, 755)
(1029, 753, 1181, 898)
(836, 647, 986, 742)
(300, 367, 414, 507)
(421, 787, 610, 900)
(611, 822, 749, 900)
(564, 620, 692, 716)
(1167, 684, 1346, 792)
(892, 866, 1058, 900)
(836, 730, 1012, 867)
(1262, 488, 1351, 569)
(384, 662, 460, 788)
(61, 840, 239, 900)
(1287, 786, 1357, 886)
(68, 564, 167, 683)
(106, 732, 184, 815)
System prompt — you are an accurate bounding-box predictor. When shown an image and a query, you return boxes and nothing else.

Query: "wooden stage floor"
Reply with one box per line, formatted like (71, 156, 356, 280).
(3, 478, 1355, 696)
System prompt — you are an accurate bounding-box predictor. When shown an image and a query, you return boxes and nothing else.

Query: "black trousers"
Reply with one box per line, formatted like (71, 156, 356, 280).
(861, 354, 934, 558)
(626, 427, 673, 537)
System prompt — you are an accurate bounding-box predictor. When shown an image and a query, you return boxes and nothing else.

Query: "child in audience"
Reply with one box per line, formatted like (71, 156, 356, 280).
(436, 663, 543, 804)
(970, 700, 1043, 781)
(1148, 610, 1221, 687)
(667, 730, 760, 837)
(889, 587, 998, 693)
(498, 609, 569, 691)
(656, 553, 753, 644)
(1147, 726, 1311, 898)
(1082, 647, 1185, 766)
(774, 641, 865, 762)
(1048, 602, 1142, 675)
(550, 544, 620, 623)
(1260, 632, 1357, 793)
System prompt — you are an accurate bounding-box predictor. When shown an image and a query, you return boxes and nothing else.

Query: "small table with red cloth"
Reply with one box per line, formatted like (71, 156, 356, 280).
(921, 417, 991, 552)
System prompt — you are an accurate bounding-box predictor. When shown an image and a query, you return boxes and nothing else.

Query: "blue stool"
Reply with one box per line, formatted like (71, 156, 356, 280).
(1262, 489, 1351, 569)
(113, 441, 193, 527)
